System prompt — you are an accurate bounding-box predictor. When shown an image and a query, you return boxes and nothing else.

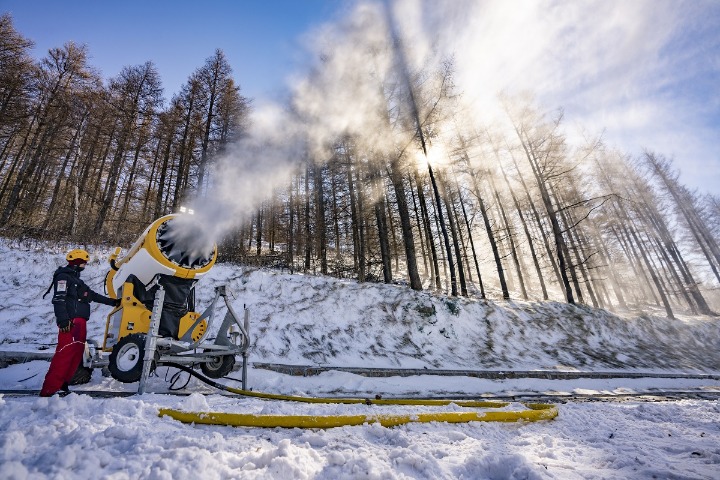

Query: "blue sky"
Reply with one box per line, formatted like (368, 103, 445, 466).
(2, 0, 719, 196)
(2, 0, 349, 101)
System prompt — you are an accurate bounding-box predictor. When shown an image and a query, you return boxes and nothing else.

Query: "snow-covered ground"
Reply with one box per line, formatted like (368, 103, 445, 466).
(1, 240, 719, 479)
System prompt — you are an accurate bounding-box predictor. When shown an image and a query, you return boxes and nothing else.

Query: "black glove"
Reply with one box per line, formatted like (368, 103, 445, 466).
(57, 318, 73, 333)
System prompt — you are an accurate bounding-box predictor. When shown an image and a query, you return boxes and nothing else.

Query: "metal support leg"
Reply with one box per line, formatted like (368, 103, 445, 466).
(242, 307, 250, 390)
(139, 287, 165, 394)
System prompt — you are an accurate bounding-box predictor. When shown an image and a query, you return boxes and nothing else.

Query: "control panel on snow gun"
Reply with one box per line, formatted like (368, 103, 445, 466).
(102, 214, 217, 352)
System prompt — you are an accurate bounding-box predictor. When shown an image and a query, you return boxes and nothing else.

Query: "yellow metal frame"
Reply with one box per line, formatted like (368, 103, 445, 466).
(105, 247, 123, 298)
(102, 283, 153, 351)
(102, 282, 208, 352)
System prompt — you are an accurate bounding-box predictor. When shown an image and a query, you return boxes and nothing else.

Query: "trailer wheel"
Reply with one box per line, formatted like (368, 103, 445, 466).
(200, 354, 236, 379)
(109, 333, 156, 383)
(69, 365, 92, 385)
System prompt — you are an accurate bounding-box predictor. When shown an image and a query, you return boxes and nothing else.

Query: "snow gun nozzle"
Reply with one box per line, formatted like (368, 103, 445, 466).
(156, 216, 215, 269)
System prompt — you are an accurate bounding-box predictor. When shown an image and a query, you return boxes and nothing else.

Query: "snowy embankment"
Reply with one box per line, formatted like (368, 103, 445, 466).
(1, 240, 719, 479)
(1, 239, 718, 373)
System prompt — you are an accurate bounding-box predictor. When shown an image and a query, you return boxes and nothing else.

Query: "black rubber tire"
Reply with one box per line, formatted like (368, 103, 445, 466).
(200, 354, 236, 379)
(69, 365, 93, 385)
(108, 333, 155, 383)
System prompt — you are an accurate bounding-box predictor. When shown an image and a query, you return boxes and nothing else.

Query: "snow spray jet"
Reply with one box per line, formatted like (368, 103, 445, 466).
(176, 0, 448, 250)
(169, 2, 405, 246)
(159, 0, 512, 252)
(170, 104, 307, 250)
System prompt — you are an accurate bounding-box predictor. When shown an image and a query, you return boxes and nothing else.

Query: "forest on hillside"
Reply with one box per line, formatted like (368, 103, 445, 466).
(1, 11, 719, 317)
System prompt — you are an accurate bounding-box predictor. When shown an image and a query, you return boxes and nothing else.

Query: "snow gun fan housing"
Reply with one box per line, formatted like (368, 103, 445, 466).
(103, 214, 217, 351)
(106, 214, 216, 295)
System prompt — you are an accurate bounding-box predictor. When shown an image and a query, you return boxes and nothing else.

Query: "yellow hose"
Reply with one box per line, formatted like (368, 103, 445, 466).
(156, 364, 558, 428)
(159, 402, 558, 429)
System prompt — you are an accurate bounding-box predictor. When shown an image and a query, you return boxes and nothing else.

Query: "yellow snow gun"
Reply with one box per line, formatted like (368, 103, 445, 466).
(102, 214, 217, 353)
(98, 213, 250, 388)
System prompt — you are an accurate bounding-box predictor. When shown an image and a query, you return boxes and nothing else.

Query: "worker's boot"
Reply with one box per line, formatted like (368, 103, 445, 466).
(59, 382, 71, 397)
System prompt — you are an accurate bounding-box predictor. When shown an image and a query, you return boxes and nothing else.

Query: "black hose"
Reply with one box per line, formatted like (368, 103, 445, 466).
(167, 368, 193, 391)
(157, 362, 516, 409)
(160, 362, 233, 393)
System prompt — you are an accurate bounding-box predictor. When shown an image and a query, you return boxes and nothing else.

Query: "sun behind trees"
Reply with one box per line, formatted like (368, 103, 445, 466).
(0, 11, 717, 315)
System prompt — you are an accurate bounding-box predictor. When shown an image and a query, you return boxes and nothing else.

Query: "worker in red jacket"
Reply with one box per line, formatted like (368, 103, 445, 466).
(40, 249, 119, 397)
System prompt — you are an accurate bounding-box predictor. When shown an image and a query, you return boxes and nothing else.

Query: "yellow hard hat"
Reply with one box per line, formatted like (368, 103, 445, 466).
(66, 249, 90, 263)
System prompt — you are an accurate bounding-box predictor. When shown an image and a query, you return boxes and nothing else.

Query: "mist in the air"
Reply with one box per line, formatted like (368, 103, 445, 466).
(185, 0, 718, 245)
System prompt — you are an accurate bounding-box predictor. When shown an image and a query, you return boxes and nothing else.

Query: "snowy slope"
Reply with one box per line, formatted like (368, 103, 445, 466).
(1, 239, 717, 373)
(203, 264, 720, 372)
(1, 240, 719, 479)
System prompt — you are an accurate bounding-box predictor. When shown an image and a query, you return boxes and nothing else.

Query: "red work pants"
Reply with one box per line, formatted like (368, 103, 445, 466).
(40, 317, 87, 396)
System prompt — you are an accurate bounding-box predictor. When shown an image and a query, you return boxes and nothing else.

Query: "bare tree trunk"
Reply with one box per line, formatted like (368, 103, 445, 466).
(154, 133, 173, 218)
(627, 225, 675, 318)
(445, 181, 473, 287)
(409, 178, 430, 281)
(304, 164, 311, 271)
(71, 183, 80, 237)
(43, 114, 87, 230)
(355, 165, 367, 282)
(413, 171, 440, 289)
(142, 135, 163, 218)
(455, 181, 486, 298)
(426, 162, 457, 295)
(389, 160, 422, 290)
(440, 175, 467, 296)
(369, 161, 392, 283)
(645, 152, 720, 277)
(565, 215, 598, 307)
(465, 165, 509, 299)
(386, 198, 400, 272)
(612, 224, 658, 305)
(509, 153, 563, 290)
(268, 199, 276, 253)
(594, 232, 627, 308)
(576, 226, 609, 309)
(650, 235, 697, 313)
(498, 162, 547, 299)
(493, 187, 527, 300)
(256, 206, 263, 257)
(1, 119, 55, 225)
(288, 180, 294, 273)
(640, 206, 712, 314)
(557, 211, 585, 305)
(314, 163, 328, 274)
(115, 134, 146, 239)
(330, 163, 341, 262)
(515, 130, 574, 304)
(347, 161, 360, 272)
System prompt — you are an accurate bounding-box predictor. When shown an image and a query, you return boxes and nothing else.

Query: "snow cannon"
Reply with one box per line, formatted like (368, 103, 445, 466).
(105, 213, 216, 296)
(102, 214, 218, 353)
